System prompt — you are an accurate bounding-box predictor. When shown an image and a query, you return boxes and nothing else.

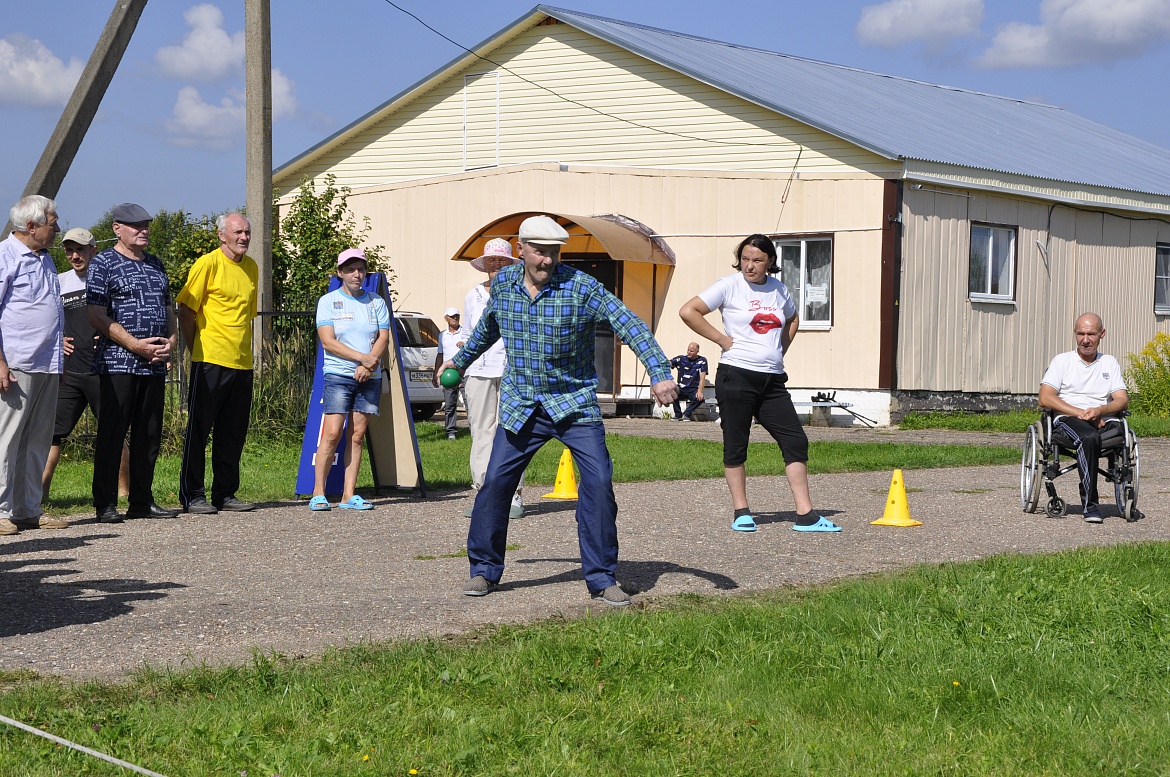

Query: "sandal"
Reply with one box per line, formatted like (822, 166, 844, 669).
(792, 516, 842, 533)
(338, 495, 374, 511)
(309, 495, 331, 511)
(731, 514, 757, 532)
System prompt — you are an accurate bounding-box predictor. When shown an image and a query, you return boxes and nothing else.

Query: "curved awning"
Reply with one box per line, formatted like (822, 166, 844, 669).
(451, 211, 675, 265)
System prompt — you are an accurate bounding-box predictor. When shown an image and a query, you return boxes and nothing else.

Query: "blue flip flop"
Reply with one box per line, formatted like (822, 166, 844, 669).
(792, 516, 842, 533)
(731, 514, 757, 532)
(308, 495, 331, 511)
(338, 495, 374, 511)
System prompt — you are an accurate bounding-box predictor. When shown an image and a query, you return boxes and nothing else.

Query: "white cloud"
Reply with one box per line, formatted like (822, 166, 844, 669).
(165, 68, 297, 149)
(165, 85, 244, 149)
(856, 0, 983, 48)
(978, 0, 1170, 68)
(155, 3, 243, 81)
(0, 34, 83, 107)
(271, 68, 297, 120)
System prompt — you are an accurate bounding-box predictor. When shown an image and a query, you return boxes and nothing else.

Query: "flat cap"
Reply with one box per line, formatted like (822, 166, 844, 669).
(111, 203, 152, 224)
(61, 227, 95, 246)
(518, 215, 569, 245)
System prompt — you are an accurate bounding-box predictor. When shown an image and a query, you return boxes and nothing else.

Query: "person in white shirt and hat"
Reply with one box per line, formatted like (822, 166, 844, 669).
(433, 306, 469, 440)
(459, 237, 526, 519)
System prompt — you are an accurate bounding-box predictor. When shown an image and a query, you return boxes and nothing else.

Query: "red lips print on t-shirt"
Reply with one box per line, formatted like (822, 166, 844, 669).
(749, 313, 783, 334)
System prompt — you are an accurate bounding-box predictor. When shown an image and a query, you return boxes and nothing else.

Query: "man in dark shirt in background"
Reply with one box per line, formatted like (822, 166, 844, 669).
(670, 342, 708, 421)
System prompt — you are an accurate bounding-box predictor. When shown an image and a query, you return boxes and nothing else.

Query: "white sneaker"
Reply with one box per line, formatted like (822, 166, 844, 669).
(509, 493, 524, 519)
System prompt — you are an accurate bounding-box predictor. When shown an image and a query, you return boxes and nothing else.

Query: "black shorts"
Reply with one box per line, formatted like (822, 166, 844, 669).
(715, 363, 808, 467)
(52, 371, 101, 444)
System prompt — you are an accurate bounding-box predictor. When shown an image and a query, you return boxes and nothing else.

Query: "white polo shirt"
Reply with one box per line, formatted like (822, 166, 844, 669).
(1041, 350, 1126, 420)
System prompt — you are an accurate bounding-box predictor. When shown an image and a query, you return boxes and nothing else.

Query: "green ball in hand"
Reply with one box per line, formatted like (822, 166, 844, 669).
(439, 368, 461, 388)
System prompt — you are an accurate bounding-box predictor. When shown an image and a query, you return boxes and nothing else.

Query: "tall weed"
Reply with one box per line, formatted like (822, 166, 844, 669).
(1126, 331, 1170, 417)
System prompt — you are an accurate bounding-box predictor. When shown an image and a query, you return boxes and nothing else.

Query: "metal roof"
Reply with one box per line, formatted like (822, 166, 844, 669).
(539, 5, 1170, 198)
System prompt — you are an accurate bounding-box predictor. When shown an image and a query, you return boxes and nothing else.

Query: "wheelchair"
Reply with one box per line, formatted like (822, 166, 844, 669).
(1020, 409, 1141, 521)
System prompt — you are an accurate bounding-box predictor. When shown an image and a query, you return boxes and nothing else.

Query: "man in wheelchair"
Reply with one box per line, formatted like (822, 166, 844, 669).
(1037, 313, 1129, 523)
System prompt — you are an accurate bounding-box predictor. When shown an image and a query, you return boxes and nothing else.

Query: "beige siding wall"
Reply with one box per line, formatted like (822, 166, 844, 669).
(275, 23, 894, 198)
(899, 186, 1170, 393)
(316, 164, 889, 392)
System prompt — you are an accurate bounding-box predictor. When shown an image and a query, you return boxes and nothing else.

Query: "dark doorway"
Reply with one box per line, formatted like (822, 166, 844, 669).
(562, 255, 620, 393)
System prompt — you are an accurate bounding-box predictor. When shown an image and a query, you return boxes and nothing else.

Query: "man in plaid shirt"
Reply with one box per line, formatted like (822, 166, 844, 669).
(444, 215, 678, 606)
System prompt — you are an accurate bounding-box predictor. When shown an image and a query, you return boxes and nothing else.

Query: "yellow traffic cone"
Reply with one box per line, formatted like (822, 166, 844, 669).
(871, 469, 922, 527)
(544, 449, 579, 499)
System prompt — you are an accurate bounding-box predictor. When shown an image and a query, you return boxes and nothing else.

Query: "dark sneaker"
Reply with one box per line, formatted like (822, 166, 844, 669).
(185, 498, 218, 515)
(463, 576, 496, 597)
(591, 584, 631, 606)
(216, 496, 256, 512)
(1083, 511, 1103, 524)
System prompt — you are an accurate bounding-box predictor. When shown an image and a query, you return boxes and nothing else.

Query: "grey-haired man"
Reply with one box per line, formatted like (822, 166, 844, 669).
(0, 195, 68, 535)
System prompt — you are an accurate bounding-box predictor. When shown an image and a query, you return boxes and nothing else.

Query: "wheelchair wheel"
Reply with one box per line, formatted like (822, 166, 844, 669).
(1046, 496, 1066, 518)
(1114, 433, 1141, 521)
(1020, 423, 1043, 513)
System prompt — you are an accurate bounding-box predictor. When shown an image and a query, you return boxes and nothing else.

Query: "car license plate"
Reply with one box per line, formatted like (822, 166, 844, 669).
(409, 370, 431, 382)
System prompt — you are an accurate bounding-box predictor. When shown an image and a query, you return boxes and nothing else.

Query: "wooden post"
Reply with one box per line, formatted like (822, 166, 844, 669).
(245, 0, 273, 374)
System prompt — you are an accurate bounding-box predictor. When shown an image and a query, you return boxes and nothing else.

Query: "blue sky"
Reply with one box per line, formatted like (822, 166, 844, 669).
(3, 0, 1169, 230)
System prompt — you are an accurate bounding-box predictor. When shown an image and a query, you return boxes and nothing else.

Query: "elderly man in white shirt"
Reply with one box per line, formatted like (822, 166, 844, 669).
(461, 238, 525, 519)
(1039, 312, 1129, 524)
(0, 195, 68, 535)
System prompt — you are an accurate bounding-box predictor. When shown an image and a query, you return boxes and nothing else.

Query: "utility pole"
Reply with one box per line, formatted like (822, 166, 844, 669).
(3, 0, 148, 237)
(246, 0, 273, 373)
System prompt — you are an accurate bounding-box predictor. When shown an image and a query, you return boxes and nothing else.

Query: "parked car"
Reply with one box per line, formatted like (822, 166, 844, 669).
(394, 311, 444, 420)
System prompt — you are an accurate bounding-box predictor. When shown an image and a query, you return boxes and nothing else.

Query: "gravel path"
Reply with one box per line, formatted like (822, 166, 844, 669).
(2, 423, 1164, 681)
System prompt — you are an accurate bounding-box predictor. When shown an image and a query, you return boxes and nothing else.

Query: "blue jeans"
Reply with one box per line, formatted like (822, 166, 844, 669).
(322, 372, 381, 415)
(468, 406, 618, 594)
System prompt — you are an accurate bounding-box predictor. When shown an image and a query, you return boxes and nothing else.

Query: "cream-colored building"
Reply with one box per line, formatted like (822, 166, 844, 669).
(274, 5, 1170, 424)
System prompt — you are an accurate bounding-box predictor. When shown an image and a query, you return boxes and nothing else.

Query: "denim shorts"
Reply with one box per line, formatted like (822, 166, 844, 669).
(322, 372, 381, 415)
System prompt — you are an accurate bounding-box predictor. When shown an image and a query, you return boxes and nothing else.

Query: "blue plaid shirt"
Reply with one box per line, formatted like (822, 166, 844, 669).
(453, 262, 672, 431)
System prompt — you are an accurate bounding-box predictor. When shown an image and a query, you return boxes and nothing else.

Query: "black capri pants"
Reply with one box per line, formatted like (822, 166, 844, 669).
(715, 363, 809, 467)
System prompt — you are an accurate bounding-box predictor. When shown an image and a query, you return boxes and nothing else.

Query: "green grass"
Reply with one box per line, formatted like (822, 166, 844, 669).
(902, 409, 1170, 437)
(4, 543, 1170, 775)
(42, 424, 1020, 515)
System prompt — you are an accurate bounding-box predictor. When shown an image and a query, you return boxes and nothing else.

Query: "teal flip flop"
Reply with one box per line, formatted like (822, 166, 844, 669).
(731, 514, 757, 532)
(792, 516, 842, 533)
(338, 495, 374, 511)
(309, 495, 331, 511)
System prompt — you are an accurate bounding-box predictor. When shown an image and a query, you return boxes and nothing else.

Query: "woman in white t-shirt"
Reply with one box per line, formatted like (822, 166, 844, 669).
(680, 234, 841, 533)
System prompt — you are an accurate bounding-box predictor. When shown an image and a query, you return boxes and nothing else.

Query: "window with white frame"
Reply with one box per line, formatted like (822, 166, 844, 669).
(775, 237, 832, 328)
(968, 224, 1016, 302)
(1156, 244, 1170, 315)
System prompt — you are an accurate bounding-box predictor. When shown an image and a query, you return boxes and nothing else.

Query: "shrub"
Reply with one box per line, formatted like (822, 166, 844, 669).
(1125, 332, 1170, 418)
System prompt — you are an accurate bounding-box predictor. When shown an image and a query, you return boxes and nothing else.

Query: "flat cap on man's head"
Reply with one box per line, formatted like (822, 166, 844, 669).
(112, 203, 152, 224)
(518, 215, 569, 245)
(61, 227, 95, 247)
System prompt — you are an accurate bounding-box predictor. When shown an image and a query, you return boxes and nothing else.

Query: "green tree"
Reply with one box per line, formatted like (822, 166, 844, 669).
(272, 174, 393, 312)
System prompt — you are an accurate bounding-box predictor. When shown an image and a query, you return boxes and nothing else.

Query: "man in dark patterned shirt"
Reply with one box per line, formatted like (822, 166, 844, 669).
(670, 342, 708, 421)
(444, 215, 678, 606)
(87, 203, 179, 522)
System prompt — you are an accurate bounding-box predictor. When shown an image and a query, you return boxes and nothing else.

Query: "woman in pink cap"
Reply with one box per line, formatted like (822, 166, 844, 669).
(309, 248, 390, 511)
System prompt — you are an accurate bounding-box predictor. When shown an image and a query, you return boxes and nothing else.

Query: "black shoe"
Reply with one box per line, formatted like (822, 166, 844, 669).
(126, 503, 180, 519)
(215, 496, 256, 512)
(95, 506, 123, 524)
(185, 498, 218, 515)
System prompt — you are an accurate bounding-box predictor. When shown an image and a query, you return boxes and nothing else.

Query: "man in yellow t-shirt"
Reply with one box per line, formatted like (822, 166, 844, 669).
(177, 212, 258, 514)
